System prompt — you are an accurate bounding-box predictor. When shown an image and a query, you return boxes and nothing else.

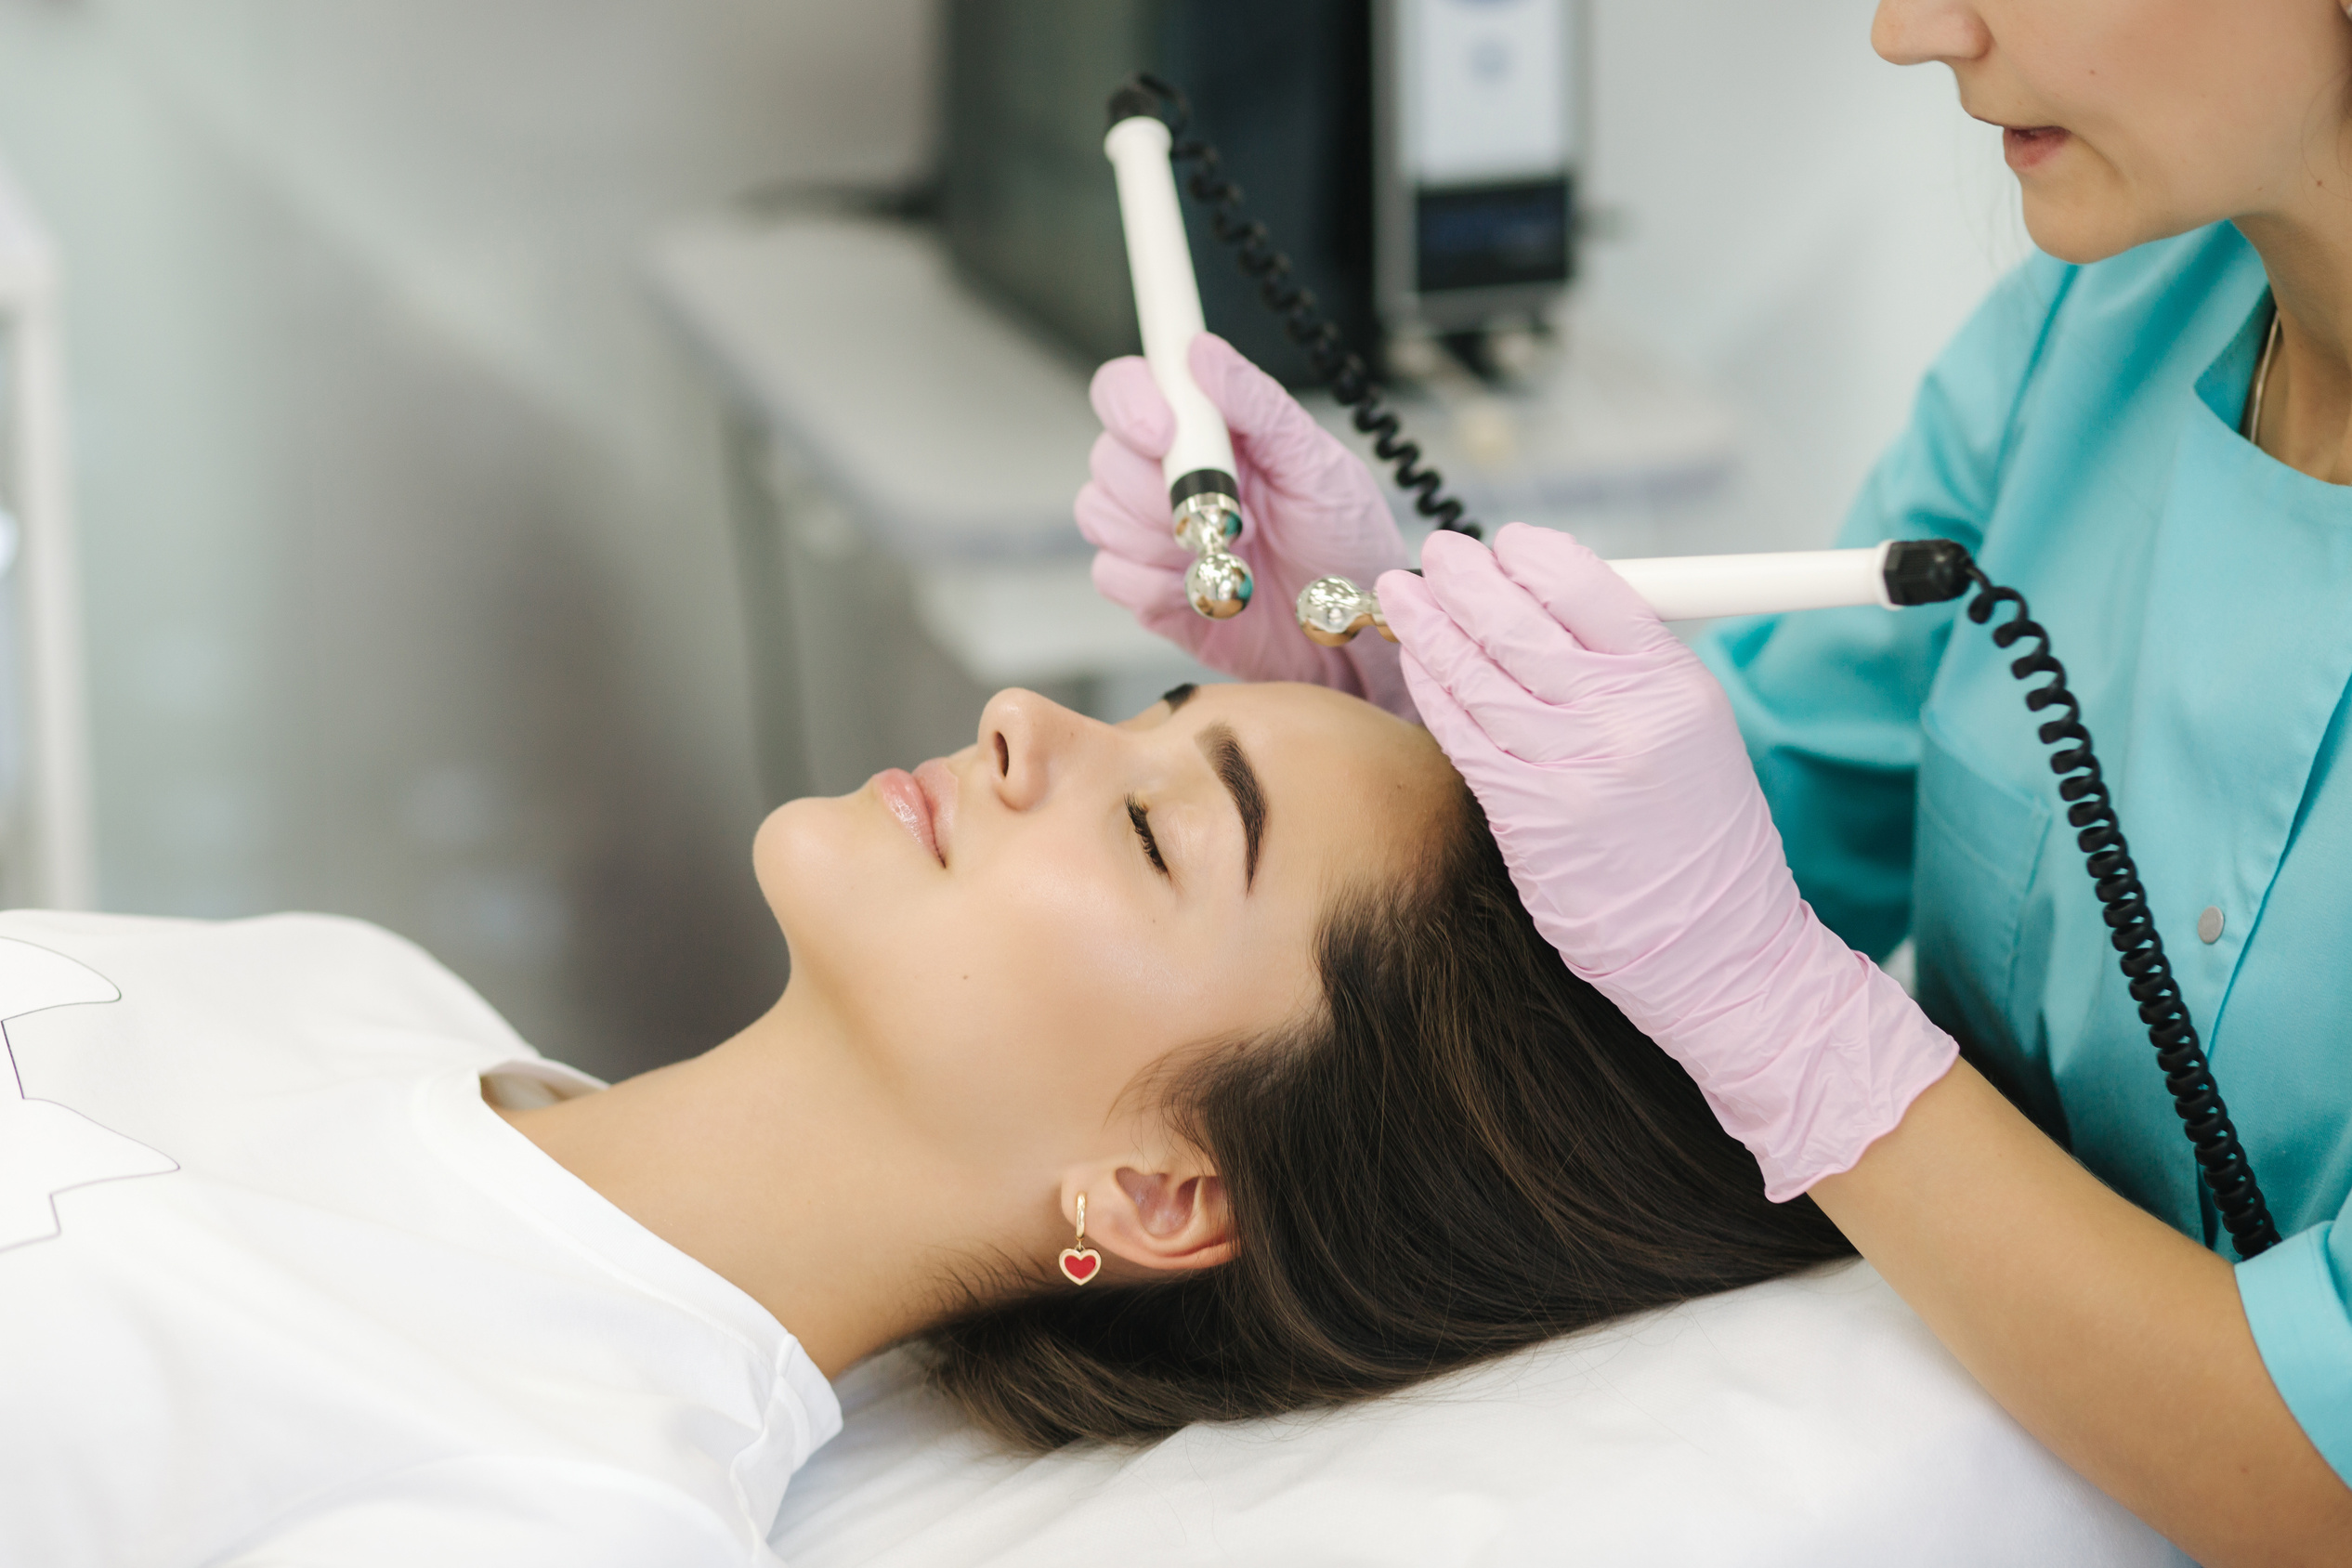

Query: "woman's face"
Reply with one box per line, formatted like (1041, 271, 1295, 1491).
(1872, 0, 2352, 263)
(754, 682, 1456, 1185)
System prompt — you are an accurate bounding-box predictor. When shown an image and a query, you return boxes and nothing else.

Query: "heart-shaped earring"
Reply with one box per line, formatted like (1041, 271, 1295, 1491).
(1058, 1192, 1103, 1286)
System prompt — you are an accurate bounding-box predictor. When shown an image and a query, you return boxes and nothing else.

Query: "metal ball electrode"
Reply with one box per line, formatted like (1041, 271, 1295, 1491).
(1296, 574, 1392, 646)
(1174, 490, 1252, 619)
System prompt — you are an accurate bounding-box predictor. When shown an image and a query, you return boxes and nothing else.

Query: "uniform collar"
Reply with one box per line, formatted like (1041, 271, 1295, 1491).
(2123, 275, 2352, 1057)
(2192, 276, 2272, 431)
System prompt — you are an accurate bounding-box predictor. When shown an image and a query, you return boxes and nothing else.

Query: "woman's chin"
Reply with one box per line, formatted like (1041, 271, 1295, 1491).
(751, 796, 866, 930)
(751, 799, 810, 895)
(751, 792, 935, 982)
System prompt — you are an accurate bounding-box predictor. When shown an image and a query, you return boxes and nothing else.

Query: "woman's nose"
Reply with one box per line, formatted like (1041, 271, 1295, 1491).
(977, 688, 1096, 811)
(1871, 0, 1991, 66)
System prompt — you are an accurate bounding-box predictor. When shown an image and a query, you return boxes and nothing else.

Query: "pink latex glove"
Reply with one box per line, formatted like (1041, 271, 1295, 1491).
(1076, 333, 1414, 719)
(1379, 524, 1956, 1199)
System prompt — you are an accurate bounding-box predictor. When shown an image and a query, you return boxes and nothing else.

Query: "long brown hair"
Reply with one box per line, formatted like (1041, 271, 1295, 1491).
(927, 779, 1851, 1449)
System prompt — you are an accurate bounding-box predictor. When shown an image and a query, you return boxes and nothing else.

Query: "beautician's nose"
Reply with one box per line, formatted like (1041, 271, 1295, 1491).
(1871, 0, 1990, 66)
(977, 688, 1097, 812)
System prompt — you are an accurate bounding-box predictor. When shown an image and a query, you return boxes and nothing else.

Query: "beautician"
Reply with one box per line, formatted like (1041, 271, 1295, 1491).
(1077, 2, 2352, 1561)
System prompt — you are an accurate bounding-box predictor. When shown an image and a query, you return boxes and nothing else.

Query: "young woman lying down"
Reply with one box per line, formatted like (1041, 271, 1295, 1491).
(2, 682, 1848, 1564)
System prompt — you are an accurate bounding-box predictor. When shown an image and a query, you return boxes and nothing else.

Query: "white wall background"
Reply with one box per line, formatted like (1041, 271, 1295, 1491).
(0, 0, 934, 1078)
(1577, 2, 2031, 552)
(0, 0, 2023, 1079)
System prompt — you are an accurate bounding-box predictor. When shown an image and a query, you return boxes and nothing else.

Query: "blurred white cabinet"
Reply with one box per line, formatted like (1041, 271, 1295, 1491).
(0, 159, 94, 909)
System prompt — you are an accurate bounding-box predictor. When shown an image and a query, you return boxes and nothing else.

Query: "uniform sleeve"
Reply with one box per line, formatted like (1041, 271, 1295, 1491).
(2238, 1219, 2352, 1486)
(1697, 254, 2078, 960)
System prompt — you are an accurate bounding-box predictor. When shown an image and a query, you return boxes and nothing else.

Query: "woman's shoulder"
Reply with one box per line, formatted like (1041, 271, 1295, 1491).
(0, 909, 531, 1060)
(0, 908, 447, 987)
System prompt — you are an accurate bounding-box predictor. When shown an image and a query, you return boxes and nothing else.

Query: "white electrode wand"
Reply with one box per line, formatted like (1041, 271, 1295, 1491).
(1295, 539, 1977, 644)
(1104, 95, 1253, 619)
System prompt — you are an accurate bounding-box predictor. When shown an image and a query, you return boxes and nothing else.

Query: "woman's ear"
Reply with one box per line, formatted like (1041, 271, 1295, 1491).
(1061, 1160, 1235, 1275)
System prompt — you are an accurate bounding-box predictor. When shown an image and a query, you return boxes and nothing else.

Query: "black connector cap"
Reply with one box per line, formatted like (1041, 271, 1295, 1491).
(1883, 538, 1976, 606)
(1107, 85, 1158, 129)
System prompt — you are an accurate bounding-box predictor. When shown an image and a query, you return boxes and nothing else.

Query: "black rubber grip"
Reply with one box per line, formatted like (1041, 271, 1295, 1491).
(1884, 539, 1975, 606)
(1169, 468, 1240, 508)
(1106, 86, 1158, 129)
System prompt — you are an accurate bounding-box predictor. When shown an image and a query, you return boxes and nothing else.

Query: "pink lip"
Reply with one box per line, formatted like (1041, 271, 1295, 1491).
(873, 768, 943, 865)
(2001, 124, 2069, 173)
(912, 758, 958, 864)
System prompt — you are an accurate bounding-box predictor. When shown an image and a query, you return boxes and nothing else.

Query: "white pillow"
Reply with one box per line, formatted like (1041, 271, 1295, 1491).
(770, 1260, 2186, 1567)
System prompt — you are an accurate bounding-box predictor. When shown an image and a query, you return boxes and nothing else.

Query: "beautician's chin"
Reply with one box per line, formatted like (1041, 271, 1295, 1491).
(2002, 130, 2194, 268)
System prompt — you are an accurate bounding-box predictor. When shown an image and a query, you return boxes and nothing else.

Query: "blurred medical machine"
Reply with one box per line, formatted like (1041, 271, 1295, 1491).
(0, 159, 95, 911)
(652, 0, 1741, 805)
(942, 0, 1584, 381)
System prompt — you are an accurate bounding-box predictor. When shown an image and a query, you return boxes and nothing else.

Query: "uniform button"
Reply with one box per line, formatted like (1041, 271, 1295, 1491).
(2198, 906, 2225, 944)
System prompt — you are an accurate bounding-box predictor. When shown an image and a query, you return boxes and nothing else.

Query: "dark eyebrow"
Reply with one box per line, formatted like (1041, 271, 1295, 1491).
(1161, 682, 1199, 712)
(1197, 722, 1266, 889)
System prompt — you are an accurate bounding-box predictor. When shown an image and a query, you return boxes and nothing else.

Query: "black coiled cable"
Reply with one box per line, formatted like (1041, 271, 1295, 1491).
(1964, 565, 2280, 1258)
(1126, 73, 1483, 540)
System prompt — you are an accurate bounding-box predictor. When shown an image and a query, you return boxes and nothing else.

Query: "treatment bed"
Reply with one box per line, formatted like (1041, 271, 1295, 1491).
(769, 1259, 2188, 1566)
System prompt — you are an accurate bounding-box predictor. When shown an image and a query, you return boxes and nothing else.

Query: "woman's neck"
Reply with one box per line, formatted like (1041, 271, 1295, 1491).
(2234, 137, 2352, 484)
(495, 987, 1013, 1378)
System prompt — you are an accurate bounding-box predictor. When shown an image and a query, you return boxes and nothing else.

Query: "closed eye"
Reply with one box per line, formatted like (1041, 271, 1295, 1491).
(1126, 795, 1169, 877)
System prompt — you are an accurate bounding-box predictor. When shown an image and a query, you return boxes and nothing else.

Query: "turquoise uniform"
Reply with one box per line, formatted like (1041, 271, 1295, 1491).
(1701, 222, 2352, 1486)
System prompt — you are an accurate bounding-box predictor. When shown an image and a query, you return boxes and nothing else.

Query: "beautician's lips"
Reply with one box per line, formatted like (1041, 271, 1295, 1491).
(873, 767, 944, 865)
(1981, 117, 2069, 171)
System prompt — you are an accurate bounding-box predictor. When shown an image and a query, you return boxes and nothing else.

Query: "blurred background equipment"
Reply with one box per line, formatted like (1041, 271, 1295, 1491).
(0, 0, 2026, 1082)
(1378, 0, 1583, 341)
(940, 0, 1379, 385)
(939, 0, 1584, 385)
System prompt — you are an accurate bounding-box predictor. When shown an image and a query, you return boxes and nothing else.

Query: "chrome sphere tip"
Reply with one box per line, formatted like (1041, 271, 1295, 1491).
(1172, 493, 1251, 621)
(1186, 551, 1253, 620)
(1296, 574, 1392, 646)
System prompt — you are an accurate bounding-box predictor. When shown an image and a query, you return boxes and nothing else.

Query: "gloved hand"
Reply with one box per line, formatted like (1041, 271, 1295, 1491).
(1077, 333, 1414, 719)
(1379, 524, 1956, 1198)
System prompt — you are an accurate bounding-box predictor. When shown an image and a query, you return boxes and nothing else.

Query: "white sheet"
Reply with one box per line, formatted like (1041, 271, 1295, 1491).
(770, 1260, 2188, 1566)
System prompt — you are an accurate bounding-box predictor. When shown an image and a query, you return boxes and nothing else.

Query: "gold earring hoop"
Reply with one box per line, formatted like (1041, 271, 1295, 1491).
(1058, 1193, 1102, 1286)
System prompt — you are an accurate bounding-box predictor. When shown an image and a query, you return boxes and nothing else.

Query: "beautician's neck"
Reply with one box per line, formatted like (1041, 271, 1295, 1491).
(2234, 143, 2352, 485)
(495, 987, 1004, 1377)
